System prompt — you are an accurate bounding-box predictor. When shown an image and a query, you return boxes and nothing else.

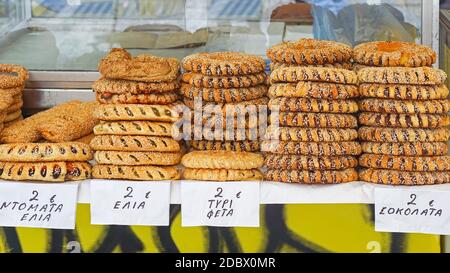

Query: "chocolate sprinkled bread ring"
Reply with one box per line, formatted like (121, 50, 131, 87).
(359, 169, 449, 185)
(93, 77, 179, 94)
(269, 62, 353, 71)
(261, 141, 361, 156)
(359, 84, 449, 100)
(190, 140, 260, 152)
(182, 52, 266, 76)
(265, 154, 358, 170)
(359, 99, 449, 114)
(270, 66, 357, 84)
(266, 38, 353, 65)
(269, 97, 358, 113)
(358, 67, 447, 85)
(274, 112, 358, 128)
(353, 41, 436, 67)
(265, 126, 358, 142)
(180, 83, 267, 103)
(361, 142, 448, 156)
(0, 142, 92, 162)
(358, 127, 449, 142)
(0, 161, 91, 182)
(181, 72, 266, 89)
(92, 165, 180, 180)
(359, 112, 450, 128)
(0, 64, 29, 89)
(359, 154, 450, 172)
(265, 168, 358, 184)
(268, 82, 359, 99)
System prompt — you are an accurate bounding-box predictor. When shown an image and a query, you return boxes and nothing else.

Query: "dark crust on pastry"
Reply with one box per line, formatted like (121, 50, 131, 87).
(261, 141, 361, 156)
(359, 154, 450, 172)
(265, 154, 358, 170)
(274, 112, 358, 128)
(269, 82, 359, 99)
(359, 83, 449, 100)
(180, 83, 267, 103)
(270, 66, 358, 84)
(359, 112, 450, 128)
(269, 97, 358, 113)
(265, 168, 358, 184)
(359, 168, 449, 185)
(358, 127, 449, 142)
(359, 98, 449, 114)
(361, 142, 448, 156)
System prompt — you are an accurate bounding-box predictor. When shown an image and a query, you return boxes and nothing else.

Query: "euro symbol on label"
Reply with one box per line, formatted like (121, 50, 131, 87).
(145, 191, 151, 199)
(236, 192, 241, 198)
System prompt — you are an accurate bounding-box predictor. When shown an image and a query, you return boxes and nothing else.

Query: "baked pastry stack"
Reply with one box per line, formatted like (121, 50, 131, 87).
(90, 48, 182, 181)
(0, 142, 92, 182)
(0, 64, 29, 129)
(354, 41, 450, 185)
(262, 39, 360, 184)
(181, 52, 268, 152)
(181, 151, 263, 181)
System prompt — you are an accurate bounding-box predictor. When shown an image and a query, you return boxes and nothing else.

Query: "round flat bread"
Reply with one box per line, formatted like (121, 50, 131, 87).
(93, 77, 179, 94)
(265, 168, 358, 184)
(181, 151, 263, 170)
(180, 83, 267, 103)
(265, 154, 358, 170)
(261, 141, 361, 156)
(358, 67, 446, 85)
(265, 126, 358, 142)
(361, 142, 448, 156)
(270, 66, 358, 84)
(275, 112, 358, 128)
(182, 72, 266, 89)
(183, 168, 262, 181)
(269, 97, 358, 113)
(268, 82, 359, 100)
(358, 127, 449, 142)
(190, 140, 260, 152)
(359, 83, 449, 100)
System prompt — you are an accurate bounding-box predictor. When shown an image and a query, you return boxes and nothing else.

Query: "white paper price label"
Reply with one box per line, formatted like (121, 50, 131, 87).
(90, 180, 171, 226)
(0, 181, 78, 229)
(375, 188, 450, 235)
(181, 181, 260, 227)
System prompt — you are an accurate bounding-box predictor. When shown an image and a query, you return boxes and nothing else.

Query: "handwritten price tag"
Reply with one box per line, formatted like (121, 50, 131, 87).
(90, 180, 171, 226)
(0, 181, 78, 229)
(181, 181, 260, 227)
(375, 188, 450, 235)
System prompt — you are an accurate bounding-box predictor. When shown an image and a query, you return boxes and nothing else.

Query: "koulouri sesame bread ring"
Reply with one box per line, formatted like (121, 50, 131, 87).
(265, 168, 358, 184)
(261, 141, 361, 156)
(269, 62, 354, 71)
(181, 72, 266, 89)
(359, 127, 449, 142)
(361, 142, 448, 156)
(93, 121, 175, 137)
(265, 154, 358, 171)
(268, 82, 359, 99)
(359, 99, 449, 114)
(183, 168, 263, 181)
(0, 142, 92, 162)
(93, 77, 179, 94)
(4, 110, 22, 122)
(270, 67, 357, 84)
(94, 104, 179, 122)
(180, 83, 267, 103)
(266, 38, 353, 65)
(0, 161, 91, 182)
(359, 154, 450, 172)
(98, 48, 180, 83)
(96, 91, 179, 105)
(269, 97, 358, 113)
(94, 151, 181, 166)
(1, 86, 23, 97)
(182, 52, 266, 76)
(358, 67, 447, 85)
(0, 64, 29, 89)
(6, 100, 23, 113)
(359, 169, 449, 185)
(359, 112, 450, 128)
(359, 84, 449, 100)
(274, 112, 358, 128)
(181, 151, 263, 170)
(195, 126, 263, 141)
(92, 165, 180, 180)
(190, 140, 260, 152)
(90, 135, 181, 152)
(353, 41, 436, 67)
(265, 126, 358, 142)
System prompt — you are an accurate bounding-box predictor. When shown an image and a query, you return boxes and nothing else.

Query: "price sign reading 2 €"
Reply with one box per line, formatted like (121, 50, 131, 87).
(90, 180, 171, 226)
(375, 188, 450, 235)
(0, 181, 78, 229)
(181, 181, 260, 227)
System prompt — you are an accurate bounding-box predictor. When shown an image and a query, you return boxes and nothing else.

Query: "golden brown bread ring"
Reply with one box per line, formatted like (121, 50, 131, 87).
(269, 62, 353, 71)
(265, 154, 358, 170)
(270, 66, 357, 84)
(267, 38, 353, 65)
(359, 154, 450, 172)
(265, 126, 358, 142)
(359, 84, 449, 100)
(359, 168, 450, 185)
(358, 127, 449, 142)
(359, 98, 449, 114)
(180, 83, 267, 103)
(265, 168, 358, 184)
(182, 52, 266, 76)
(96, 91, 179, 105)
(359, 112, 450, 128)
(0, 64, 29, 89)
(274, 112, 358, 128)
(182, 72, 266, 89)
(269, 97, 358, 113)
(93, 77, 179, 94)
(361, 142, 448, 156)
(190, 140, 260, 152)
(358, 67, 447, 85)
(268, 82, 359, 99)
(353, 41, 436, 67)
(261, 141, 361, 156)
(183, 168, 263, 181)
(181, 150, 264, 170)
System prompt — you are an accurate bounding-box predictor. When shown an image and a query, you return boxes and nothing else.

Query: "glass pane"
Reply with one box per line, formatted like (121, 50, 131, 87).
(0, 0, 425, 72)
